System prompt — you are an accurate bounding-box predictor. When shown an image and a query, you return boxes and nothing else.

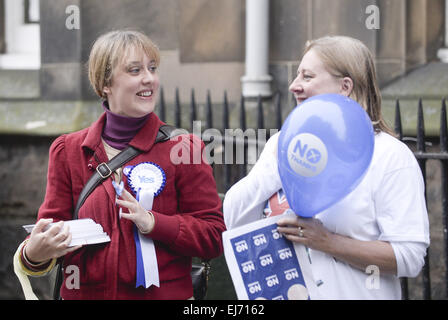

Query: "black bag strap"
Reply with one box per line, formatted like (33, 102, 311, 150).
(73, 124, 178, 219)
(73, 146, 140, 219)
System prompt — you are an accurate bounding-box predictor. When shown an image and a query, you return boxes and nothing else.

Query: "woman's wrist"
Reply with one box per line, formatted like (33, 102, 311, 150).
(21, 242, 52, 273)
(23, 243, 49, 266)
(18, 241, 57, 276)
(139, 210, 155, 234)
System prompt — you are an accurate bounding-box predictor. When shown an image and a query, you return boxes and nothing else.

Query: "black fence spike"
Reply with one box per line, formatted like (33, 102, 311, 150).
(396, 99, 406, 299)
(275, 91, 282, 130)
(240, 95, 246, 132)
(238, 95, 247, 179)
(159, 86, 166, 122)
(440, 97, 448, 298)
(441, 98, 447, 153)
(416, 98, 431, 299)
(417, 98, 426, 153)
(223, 91, 229, 130)
(400, 279, 409, 300)
(206, 90, 213, 130)
(394, 99, 403, 141)
(223, 91, 231, 191)
(291, 92, 297, 109)
(257, 95, 264, 130)
(175, 87, 181, 128)
(190, 88, 197, 132)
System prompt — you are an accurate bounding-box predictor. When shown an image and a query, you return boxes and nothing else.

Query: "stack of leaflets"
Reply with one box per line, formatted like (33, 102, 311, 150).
(23, 219, 110, 247)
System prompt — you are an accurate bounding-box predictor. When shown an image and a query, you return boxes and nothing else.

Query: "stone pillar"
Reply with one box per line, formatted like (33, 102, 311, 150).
(241, 0, 272, 98)
(437, 0, 448, 62)
(0, 0, 5, 53)
(405, 0, 446, 69)
(39, 0, 82, 100)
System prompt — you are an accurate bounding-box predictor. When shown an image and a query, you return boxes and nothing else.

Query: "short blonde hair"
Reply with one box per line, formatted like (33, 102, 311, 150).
(88, 30, 160, 99)
(303, 36, 394, 135)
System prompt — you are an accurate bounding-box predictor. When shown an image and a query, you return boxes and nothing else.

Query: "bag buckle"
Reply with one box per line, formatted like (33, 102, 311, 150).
(96, 162, 113, 179)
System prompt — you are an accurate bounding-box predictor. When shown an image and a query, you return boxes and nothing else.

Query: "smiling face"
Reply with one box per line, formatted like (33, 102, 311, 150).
(289, 49, 351, 105)
(103, 47, 159, 118)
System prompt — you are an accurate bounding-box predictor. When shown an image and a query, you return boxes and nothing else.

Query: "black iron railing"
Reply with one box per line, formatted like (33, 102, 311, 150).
(395, 99, 448, 300)
(157, 87, 448, 300)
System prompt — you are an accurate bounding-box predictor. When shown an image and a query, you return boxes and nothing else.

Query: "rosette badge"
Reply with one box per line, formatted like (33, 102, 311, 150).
(127, 162, 166, 197)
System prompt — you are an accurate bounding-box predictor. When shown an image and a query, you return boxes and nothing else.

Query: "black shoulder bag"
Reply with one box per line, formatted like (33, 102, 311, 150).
(53, 125, 210, 300)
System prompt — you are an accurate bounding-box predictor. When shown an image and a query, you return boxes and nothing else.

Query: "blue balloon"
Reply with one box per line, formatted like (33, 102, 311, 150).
(277, 94, 374, 217)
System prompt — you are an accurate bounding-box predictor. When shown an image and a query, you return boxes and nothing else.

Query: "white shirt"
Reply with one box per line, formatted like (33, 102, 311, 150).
(223, 132, 430, 300)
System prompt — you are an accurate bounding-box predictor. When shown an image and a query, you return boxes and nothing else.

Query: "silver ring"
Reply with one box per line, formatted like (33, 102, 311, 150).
(298, 226, 304, 237)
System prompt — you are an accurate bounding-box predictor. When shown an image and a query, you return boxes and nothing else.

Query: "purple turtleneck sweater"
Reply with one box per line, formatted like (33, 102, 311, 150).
(101, 102, 150, 150)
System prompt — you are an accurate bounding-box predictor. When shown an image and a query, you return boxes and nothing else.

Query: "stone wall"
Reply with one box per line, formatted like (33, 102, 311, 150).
(0, 135, 55, 299)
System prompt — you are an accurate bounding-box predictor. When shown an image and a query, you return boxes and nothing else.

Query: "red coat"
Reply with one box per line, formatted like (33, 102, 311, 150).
(37, 112, 225, 299)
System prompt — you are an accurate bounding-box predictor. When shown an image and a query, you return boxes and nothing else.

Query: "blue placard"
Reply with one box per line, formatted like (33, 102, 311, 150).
(230, 224, 309, 300)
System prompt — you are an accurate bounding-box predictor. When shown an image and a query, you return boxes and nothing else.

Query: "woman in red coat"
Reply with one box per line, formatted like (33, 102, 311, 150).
(15, 30, 225, 299)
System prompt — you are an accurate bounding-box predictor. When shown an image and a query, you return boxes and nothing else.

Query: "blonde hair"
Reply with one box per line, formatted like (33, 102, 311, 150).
(88, 30, 160, 99)
(303, 36, 394, 135)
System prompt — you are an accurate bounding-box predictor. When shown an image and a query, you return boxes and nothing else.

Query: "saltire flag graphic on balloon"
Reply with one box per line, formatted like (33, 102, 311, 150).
(278, 93, 374, 217)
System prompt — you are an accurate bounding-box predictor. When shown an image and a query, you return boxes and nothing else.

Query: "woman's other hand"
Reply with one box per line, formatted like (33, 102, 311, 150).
(117, 189, 155, 234)
(277, 215, 333, 252)
(277, 214, 397, 274)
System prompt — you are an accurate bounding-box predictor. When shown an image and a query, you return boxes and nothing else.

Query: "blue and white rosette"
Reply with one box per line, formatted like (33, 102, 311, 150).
(125, 162, 166, 289)
(127, 162, 166, 198)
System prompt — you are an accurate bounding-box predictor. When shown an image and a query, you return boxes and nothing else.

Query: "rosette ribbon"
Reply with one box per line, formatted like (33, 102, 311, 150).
(134, 188, 159, 288)
(124, 162, 166, 289)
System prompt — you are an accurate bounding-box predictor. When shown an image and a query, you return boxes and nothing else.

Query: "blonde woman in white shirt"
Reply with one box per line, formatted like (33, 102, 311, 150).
(223, 36, 430, 299)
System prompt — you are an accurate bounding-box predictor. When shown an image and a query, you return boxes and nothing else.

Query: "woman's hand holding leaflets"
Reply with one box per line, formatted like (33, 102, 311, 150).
(25, 219, 81, 264)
